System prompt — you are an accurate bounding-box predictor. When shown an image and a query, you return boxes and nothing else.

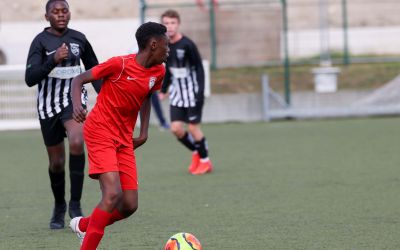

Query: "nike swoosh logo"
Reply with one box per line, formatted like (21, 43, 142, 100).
(189, 116, 197, 121)
(127, 76, 136, 81)
(46, 50, 56, 56)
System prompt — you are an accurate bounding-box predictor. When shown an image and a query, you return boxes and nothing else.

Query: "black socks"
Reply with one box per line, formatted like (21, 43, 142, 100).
(178, 132, 209, 159)
(48, 169, 65, 205)
(69, 153, 85, 202)
(178, 132, 196, 151)
(195, 137, 208, 159)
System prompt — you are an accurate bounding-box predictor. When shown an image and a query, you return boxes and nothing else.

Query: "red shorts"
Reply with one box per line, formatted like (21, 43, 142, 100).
(83, 127, 138, 190)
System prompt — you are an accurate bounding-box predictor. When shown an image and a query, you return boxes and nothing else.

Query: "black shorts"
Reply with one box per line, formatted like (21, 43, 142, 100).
(39, 104, 73, 146)
(170, 101, 204, 124)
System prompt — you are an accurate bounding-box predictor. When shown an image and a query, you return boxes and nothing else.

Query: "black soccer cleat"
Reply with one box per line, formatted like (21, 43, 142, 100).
(68, 200, 84, 219)
(50, 202, 66, 229)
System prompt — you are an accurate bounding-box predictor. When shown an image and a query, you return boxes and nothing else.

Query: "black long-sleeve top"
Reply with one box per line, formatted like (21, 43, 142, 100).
(25, 27, 101, 119)
(161, 36, 205, 107)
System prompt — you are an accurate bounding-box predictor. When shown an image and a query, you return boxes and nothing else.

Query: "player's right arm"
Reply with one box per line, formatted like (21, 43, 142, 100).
(71, 56, 123, 123)
(81, 39, 102, 93)
(159, 65, 171, 100)
(71, 69, 96, 123)
(25, 40, 68, 87)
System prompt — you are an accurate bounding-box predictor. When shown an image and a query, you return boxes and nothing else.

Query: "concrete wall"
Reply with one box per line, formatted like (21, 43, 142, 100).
(0, 19, 141, 65)
(3, 0, 400, 28)
(0, 0, 139, 21)
(148, 3, 282, 67)
(214, 6, 281, 67)
(287, 0, 400, 29)
(0, 1, 281, 68)
(2, 1, 400, 67)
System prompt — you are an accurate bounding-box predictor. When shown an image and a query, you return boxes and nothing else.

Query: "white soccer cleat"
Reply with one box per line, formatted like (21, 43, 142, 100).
(69, 216, 86, 245)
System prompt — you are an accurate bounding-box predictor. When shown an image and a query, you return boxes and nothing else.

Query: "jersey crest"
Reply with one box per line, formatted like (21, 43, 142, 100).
(70, 43, 80, 56)
(176, 49, 185, 60)
(149, 77, 157, 89)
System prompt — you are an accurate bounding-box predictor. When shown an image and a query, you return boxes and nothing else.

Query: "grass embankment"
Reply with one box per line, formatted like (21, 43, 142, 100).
(211, 62, 400, 94)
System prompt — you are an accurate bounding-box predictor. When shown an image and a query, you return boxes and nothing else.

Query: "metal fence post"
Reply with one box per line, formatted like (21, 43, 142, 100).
(209, 0, 217, 69)
(281, 0, 291, 106)
(342, 0, 350, 65)
(262, 74, 271, 121)
(139, 0, 146, 24)
(319, 0, 331, 66)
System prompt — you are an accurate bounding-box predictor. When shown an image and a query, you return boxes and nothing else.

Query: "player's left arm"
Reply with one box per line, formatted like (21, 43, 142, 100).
(188, 42, 205, 102)
(81, 40, 102, 93)
(133, 93, 152, 149)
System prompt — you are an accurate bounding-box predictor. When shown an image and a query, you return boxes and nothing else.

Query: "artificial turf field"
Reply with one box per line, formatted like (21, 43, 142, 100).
(0, 117, 400, 249)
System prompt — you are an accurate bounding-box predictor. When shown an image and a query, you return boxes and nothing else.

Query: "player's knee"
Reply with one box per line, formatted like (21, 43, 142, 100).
(102, 189, 123, 209)
(170, 124, 178, 134)
(69, 137, 84, 154)
(124, 202, 138, 217)
(49, 157, 65, 172)
(187, 124, 199, 134)
(120, 191, 138, 217)
(171, 126, 184, 138)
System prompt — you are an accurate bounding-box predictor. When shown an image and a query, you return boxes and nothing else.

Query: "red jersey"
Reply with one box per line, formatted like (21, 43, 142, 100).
(85, 54, 165, 146)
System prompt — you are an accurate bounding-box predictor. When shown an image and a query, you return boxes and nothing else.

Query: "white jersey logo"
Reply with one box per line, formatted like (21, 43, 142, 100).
(46, 50, 56, 56)
(170, 67, 189, 79)
(48, 66, 81, 79)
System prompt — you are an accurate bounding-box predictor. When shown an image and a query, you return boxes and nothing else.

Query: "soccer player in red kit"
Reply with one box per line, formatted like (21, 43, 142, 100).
(68, 22, 168, 250)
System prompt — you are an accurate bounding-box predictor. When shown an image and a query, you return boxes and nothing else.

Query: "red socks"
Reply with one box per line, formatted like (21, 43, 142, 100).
(78, 216, 90, 232)
(79, 207, 125, 250)
(78, 208, 125, 232)
(108, 208, 125, 226)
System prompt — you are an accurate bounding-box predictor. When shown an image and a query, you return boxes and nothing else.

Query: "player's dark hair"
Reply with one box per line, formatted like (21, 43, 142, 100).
(161, 9, 180, 23)
(135, 22, 167, 51)
(46, 0, 69, 13)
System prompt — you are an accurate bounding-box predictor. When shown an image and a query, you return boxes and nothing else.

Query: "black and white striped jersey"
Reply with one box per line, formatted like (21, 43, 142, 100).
(161, 36, 205, 108)
(25, 28, 100, 120)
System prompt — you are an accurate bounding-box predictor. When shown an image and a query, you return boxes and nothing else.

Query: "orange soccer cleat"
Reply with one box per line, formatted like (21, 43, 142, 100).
(188, 152, 200, 174)
(192, 160, 213, 175)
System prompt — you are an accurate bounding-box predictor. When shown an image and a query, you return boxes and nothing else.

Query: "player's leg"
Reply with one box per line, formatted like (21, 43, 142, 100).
(71, 143, 139, 249)
(170, 106, 199, 172)
(117, 190, 138, 217)
(116, 145, 139, 218)
(74, 187, 136, 240)
(171, 120, 188, 141)
(63, 115, 86, 218)
(187, 102, 213, 175)
(77, 144, 137, 229)
(63, 118, 85, 218)
(171, 120, 200, 173)
(71, 134, 125, 248)
(40, 116, 67, 229)
(46, 143, 68, 229)
(80, 171, 123, 250)
(188, 123, 204, 141)
(71, 192, 128, 244)
(188, 123, 212, 174)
